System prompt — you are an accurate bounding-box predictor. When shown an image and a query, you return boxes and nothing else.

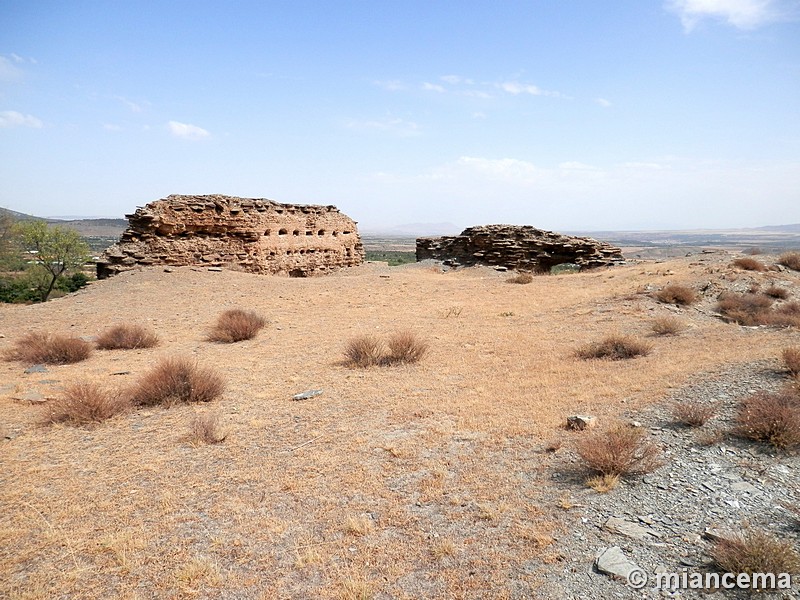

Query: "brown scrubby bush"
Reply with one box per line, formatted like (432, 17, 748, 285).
(710, 530, 800, 590)
(5, 332, 92, 365)
(576, 425, 661, 477)
(732, 257, 766, 271)
(187, 411, 227, 445)
(734, 389, 800, 449)
(576, 335, 652, 360)
(344, 335, 386, 368)
(673, 400, 718, 427)
(783, 346, 800, 376)
(207, 308, 267, 343)
(44, 382, 129, 426)
(715, 292, 773, 325)
(506, 272, 534, 284)
(96, 324, 159, 350)
(778, 251, 800, 271)
(651, 316, 685, 336)
(128, 357, 225, 407)
(764, 285, 789, 299)
(386, 331, 429, 365)
(654, 284, 697, 306)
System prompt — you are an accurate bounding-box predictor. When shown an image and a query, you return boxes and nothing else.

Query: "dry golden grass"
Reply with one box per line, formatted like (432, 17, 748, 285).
(207, 308, 266, 343)
(710, 530, 800, 590)
(4, 332, 92, 365)
(128, 356, 225, 406)
(576, 425, 661, 476)
(96, 323, 159, 350)
(731, 257, 766, 271)
(187, 411, 227, 444)
(651, 315, 685, 336)
(576, 334, 652, 360)
(43, 382, 129, 426)
(778, 251, 800, 271)
(586, 473, 620, 493)
(506, 272, 534, 284)
(654, 284, 697, 305)
(0, 253, 799, 598)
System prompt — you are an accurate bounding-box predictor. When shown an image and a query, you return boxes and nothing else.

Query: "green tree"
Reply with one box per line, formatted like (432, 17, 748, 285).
(15, 220, 90, 301)
(0, 209, 17, 268)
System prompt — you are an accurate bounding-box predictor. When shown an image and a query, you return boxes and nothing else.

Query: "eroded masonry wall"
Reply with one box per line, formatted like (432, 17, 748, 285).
(416, 225, 624, 271)
(96, 195, 365, 278)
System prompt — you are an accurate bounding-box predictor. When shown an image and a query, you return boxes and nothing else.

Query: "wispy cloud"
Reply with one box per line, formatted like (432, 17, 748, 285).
(167, 120, 210, 140)
(103, 123, 123, 132)
(421, 82, 445, 93)
(0, 110, 43, 128)
(498, 81, 565, 98)
(115, 96, 144, 113)
(666, 0, 799, 31)
(595, 97, 612, 108)
(0, 56, 23, 82)
(374, 79, 406, 91)
(415, 74, 565, 100)
(344, 116, 421, 137)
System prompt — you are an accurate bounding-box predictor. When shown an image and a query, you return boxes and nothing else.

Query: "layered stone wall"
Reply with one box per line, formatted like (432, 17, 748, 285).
(96, 194, 365, 278)
(416, 225, 624, 271)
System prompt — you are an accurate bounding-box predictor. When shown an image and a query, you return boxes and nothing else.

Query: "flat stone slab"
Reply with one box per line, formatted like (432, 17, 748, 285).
(12, 391, 46, 403)
(24, 364, 48, 374)
(604, 516, 661, 540)
(292, 389, 323, 401)
(596, 546, 642, 581)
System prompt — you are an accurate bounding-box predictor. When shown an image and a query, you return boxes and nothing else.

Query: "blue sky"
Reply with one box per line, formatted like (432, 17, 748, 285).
(1, 0, 799, 231)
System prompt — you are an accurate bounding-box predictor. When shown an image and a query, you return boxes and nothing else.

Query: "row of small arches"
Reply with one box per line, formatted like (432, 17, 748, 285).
(264, 229, 352, 237)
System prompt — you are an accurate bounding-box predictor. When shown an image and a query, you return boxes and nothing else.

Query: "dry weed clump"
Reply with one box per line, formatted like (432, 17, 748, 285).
(651, 315, 685, 336)
(783, 346, 800, 376)
(576, 425, 661, 477)
(576, 335, 652, 360)
(710, 530, 800, 590)
(344, 331, 428, 367)
(386, 330, 429, 365)
(731, 257, 766, 271)
(187, 411, 227, 445)
(778, 251, 800, 271)
(129, 357, 225, 407)
(734, 389, 800, 449)
(5, 332, 92, 365)
(654, 284, 697, 306)
(743, 247, 763, 255)
(770, 301, 800, 327)
(672, 400, 718, 427)
(764, 285, 789, 299)
(715, 292, 774, 326)
(586, 473, 620, 493)
(506, 272, 534, 284)
(44, 382, 129, 426)
(207, 308, 266, 343)
(96, 324, 159, 350)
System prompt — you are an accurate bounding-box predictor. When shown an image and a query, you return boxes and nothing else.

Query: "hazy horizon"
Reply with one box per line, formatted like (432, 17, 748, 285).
(2, 1, 799, 231)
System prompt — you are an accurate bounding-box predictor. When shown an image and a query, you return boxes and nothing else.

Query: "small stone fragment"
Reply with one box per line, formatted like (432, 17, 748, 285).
(567, 415, 597, 430)
(595, 546, 642, 581)
(292, 389, 323, 401)
(24, 364, 48, 374)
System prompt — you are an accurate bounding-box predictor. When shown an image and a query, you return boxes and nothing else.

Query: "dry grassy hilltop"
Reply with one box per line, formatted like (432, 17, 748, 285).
(1, 251, 799, 599)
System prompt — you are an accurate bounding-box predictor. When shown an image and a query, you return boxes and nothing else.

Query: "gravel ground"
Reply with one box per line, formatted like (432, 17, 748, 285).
(537, 360, 800, 599)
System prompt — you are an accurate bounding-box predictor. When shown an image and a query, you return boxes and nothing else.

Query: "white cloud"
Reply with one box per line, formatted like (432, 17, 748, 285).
(0, 110, 43, 128)
(167, 120, 210, 140)
(441, 75, 474, 85)
(595, 97, 612, 108)
(498, 80, 564, 98)
(374, 79, 406, 91)
(344, 116, 421, 137)
(0, 56, 23, 82)
(103, 123, 122, 131)
(115, 96, 144, 113)
(422, 82, 445, 93)
(666, 0, 799, 31)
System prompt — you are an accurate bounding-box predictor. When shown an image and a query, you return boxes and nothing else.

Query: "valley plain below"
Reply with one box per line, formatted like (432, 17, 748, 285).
(1, 245, 799, 598)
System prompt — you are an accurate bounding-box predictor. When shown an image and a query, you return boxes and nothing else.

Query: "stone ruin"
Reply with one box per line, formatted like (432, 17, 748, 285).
(416, 224, 624, 272)
(96, 194, 365, 278)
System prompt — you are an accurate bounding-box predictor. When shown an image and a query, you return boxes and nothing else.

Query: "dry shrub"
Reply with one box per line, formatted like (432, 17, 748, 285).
(96, 324, 159, 350)
(732, 257, 766, 271)
(764, 285, 789, 299)
(778, 251, 800, 271)
(651, 315, 685, 336)
(716, 292, 773, 326)
(586, 473, 620, 493)
(743, 247, 763, 255)
(344, 335, 386, 368)
(710, 530, 800, 590)
(654, 284, 697, 306)
(576, 425, 661, 477)
(129, 357, 225, 407)
(576, 335, 652, 360)
(734, 389, 800, 449)
(673, 400, 718, 427)
(44, 382, 129, 426)
(187, 411, 227, 444)
(506, 272, 534, 284)
(386, 330, 428, 365)
(770, 301, 800, 327)
(207, 309, 266, 343)
(5, 332, 92, 365)
(783, 346, 800, 375)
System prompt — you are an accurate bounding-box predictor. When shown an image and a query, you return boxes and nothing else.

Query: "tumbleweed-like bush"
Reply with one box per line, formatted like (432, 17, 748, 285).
(128, 357, 225, 407)
(778, 251, 800, 271)
(386, 330, 429, 365)
(731, 257, 766, 271)
(710, 530, 800, 590)
(5, 332, 92, 365)
(344, 335, 387, 368)
(96, 324, 159, 350)
(207, 308, 267, 343)
(734, 389, 800, 449)
(783, 346, 800, 376)
(651, 316, 685, 336)
(576, 335, 652, 360)
(654, 284, 697, 306)
(44, 382, 130, 426)
(576, 425, 661, 477)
